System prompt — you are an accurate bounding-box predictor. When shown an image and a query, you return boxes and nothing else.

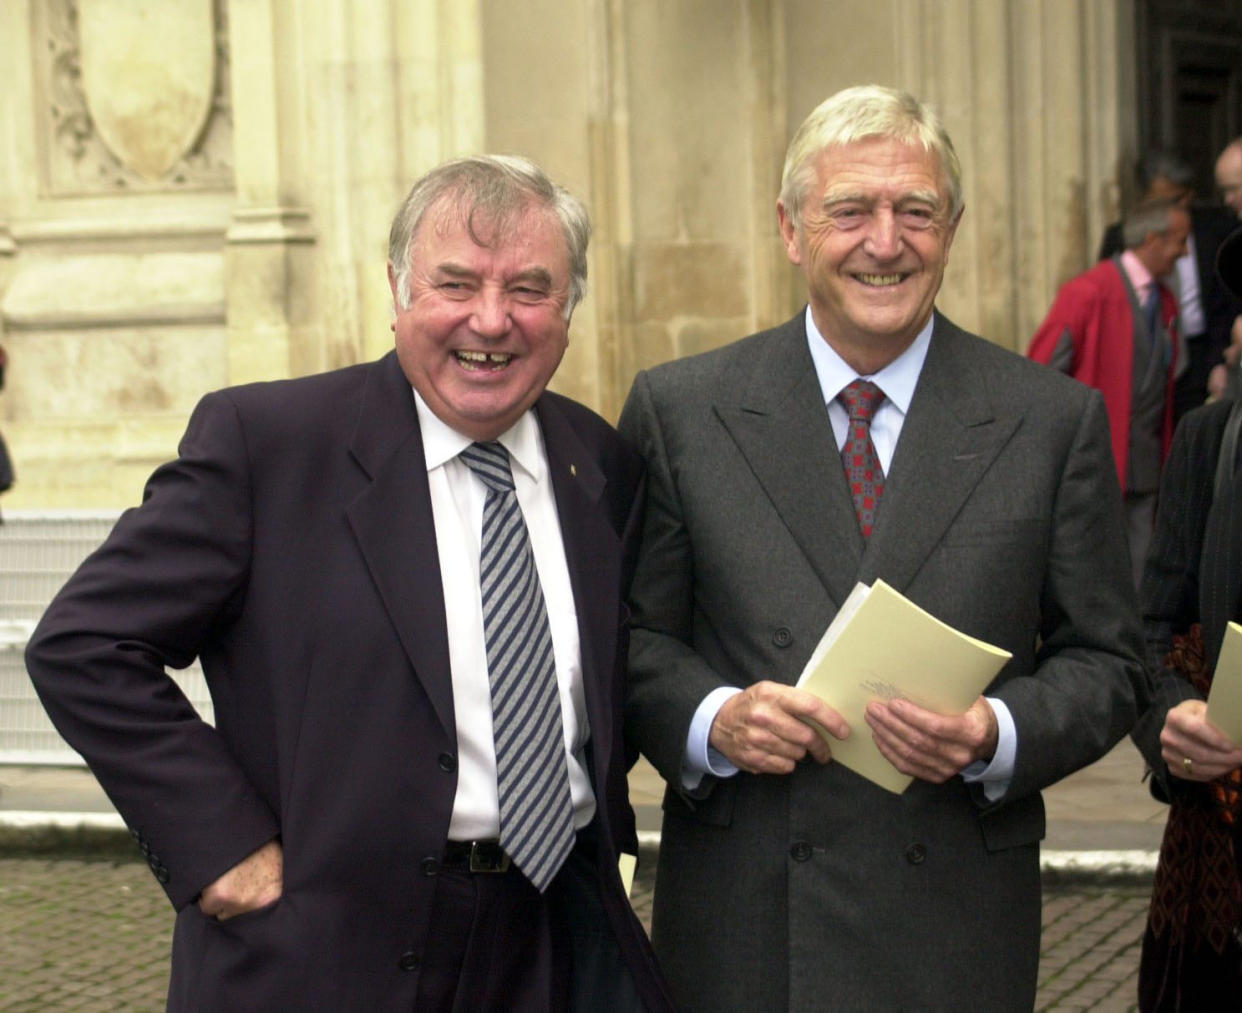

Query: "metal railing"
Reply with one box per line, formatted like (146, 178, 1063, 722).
(0, 511, 213, 764)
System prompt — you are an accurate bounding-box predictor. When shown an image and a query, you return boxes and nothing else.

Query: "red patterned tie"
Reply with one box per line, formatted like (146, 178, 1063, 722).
(837, 380, 886, 538)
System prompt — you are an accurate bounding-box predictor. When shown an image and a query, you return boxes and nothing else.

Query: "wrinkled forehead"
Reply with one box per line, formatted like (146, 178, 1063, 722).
(810, 138, 951, 203)
(416, 191, 559, 253)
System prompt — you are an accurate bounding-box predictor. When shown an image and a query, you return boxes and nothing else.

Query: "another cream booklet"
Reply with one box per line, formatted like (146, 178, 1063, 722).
(1206, 621, 1242, 743)
(795, 579, 1012, 793)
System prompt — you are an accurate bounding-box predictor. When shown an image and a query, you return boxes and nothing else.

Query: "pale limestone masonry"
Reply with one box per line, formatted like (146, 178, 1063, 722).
(0, 0, 1133, 509)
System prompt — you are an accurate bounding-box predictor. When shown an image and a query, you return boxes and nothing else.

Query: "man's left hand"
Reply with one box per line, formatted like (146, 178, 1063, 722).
(864, 695, 998, 784)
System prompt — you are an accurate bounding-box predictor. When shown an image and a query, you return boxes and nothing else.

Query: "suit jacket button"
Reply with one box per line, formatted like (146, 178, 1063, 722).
(438, 753, 456, 773)
(906, 843, 927, 865)
(789, 841, 813, 862)
(772, 626, 794, 648)
(420, 856, 439, 877)
(398, 951, 420, 971)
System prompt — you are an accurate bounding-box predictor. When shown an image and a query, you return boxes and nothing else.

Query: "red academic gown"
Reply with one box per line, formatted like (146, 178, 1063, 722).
(1027, 258, 1178, 490)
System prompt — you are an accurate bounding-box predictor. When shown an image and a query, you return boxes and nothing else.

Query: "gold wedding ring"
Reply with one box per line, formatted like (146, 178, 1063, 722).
(1182, 756, 1194, 775)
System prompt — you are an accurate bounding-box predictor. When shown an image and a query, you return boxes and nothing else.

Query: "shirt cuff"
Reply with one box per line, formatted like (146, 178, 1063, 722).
(960, 697, 1016, 803)
(680, 686, 743, 791)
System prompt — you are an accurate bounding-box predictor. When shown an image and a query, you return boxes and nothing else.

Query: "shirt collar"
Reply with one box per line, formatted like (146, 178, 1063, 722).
(803, 305, 933, 414)
(1119, 249, 1155, 295)
(411, 389, 546, 484)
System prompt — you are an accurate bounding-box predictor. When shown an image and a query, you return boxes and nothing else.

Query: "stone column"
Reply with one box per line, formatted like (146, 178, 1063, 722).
(225, 0, 486, 385)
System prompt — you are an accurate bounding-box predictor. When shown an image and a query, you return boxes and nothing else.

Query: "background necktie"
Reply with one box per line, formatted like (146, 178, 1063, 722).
(458, 441, 575, 891)
(1143, 285, 1164, 356)
(837, 380, 886, 538)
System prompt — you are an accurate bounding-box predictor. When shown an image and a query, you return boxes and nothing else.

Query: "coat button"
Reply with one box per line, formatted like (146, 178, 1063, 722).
(789, 841, 813, 862)
(398, 951, 419, 972)
(438, 753, 456, 773)
(155, 866, 170, 884)
(906, 843, 927, 865)
(420, 856, 439, 877)
(772, 626, 794, 648)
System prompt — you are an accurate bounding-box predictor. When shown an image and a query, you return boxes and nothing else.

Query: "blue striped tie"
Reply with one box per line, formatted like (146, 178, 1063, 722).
(459, 441, 575, 891)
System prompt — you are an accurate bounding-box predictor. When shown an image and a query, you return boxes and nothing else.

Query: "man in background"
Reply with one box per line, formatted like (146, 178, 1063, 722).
(1099, 151, 1239, 418)
(1030, 196, 1189, 587)
(1217, 138, 1242, 219)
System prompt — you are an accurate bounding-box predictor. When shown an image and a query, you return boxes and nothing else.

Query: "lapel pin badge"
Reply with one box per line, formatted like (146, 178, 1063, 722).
(570, 463, 577, 477)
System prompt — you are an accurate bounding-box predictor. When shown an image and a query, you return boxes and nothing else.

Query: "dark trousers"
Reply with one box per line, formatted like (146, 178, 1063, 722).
(415, 835, 646, 1012)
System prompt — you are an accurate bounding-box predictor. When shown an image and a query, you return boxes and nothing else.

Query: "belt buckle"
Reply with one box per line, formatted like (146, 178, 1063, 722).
(468, 842, 511, 873)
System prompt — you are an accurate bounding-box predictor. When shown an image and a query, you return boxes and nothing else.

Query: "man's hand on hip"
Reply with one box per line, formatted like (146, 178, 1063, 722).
(865, 695, 999, 783)
(709, 681, 849, 775)
(198, 839, 284, 921)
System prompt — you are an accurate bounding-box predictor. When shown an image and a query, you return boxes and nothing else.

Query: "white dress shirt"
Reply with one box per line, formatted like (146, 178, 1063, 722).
(684, 308, 1016, 798)
(413, 391, 596, 839)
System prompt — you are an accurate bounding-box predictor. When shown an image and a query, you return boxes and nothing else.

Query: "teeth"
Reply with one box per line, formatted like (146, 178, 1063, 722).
(454, 350, 512, 368)
(857, 273, 903, 286)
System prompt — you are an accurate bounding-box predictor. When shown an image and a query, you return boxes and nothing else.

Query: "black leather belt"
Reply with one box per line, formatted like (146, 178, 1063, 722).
(442, 839, 512, 873)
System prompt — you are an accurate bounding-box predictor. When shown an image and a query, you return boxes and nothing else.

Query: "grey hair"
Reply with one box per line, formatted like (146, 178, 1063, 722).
(1138, 150, 1194, 192)
(1122, 195, 1185, 250)
(388, 155, 591, 319)
(779, 84, 963, 232)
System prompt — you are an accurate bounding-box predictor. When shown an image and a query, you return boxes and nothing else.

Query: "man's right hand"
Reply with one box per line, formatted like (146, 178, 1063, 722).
(198, 839, 284, 921)
(709, 681, 849, 774)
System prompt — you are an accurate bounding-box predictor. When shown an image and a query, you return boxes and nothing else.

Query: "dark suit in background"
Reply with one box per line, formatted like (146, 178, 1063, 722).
(1130, 227, 1242, 1010)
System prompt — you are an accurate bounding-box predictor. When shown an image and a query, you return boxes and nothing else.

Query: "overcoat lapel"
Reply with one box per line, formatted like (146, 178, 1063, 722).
(862, 315, 1022, 590)
(536, 396, 618, 771)
(714, 317, 863, 611)
(345, 352, 455, 739)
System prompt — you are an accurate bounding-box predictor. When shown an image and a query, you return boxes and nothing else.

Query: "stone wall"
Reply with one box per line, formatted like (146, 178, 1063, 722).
(0, 0, 1134, 509)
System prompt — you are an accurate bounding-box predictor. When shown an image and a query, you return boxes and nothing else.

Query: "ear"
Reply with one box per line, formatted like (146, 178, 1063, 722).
(942, 204, 965, 265)
(386, 262, 400, 306)
(777, 201, 802, 265)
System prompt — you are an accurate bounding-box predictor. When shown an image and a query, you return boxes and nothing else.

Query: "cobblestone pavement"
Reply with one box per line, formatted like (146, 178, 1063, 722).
(0, 848, 1153, 1011)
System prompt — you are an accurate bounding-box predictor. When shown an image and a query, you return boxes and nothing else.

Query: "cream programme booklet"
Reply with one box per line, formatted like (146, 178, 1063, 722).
(795, 579, 1012, 793)
(1206, 621, 1242, 744)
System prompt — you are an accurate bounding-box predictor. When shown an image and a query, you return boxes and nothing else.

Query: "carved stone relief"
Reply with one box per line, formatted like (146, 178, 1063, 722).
(34, 0, 233, 194)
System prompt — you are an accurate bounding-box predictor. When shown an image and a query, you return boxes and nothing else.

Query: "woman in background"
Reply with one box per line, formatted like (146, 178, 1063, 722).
(1134, 226, 1242, 1010)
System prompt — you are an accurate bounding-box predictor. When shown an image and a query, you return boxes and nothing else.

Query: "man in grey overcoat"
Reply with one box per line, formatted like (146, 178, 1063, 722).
(619, 84, 1148, 1011)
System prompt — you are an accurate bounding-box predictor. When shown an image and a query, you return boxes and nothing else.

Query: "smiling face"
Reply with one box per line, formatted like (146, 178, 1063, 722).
(389, 198, 572, 441)
(778, 136, 960, 374)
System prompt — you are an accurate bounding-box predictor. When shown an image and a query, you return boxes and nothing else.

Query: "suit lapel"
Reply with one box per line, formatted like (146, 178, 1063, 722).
(862, 315, 1022, 590)
(535, 396, 619, 771)
(345, 352, 455, 738)
(714, 316, 863, 610)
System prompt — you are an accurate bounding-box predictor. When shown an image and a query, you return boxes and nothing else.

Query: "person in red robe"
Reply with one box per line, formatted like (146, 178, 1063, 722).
(1029, 195, 1190, 585)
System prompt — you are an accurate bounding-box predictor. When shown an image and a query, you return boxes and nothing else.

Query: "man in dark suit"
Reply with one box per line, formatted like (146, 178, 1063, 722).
(1098, 151, 1242, 421)
(619, 85, 1146, 1011)
(26, 155, 673, 1012)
